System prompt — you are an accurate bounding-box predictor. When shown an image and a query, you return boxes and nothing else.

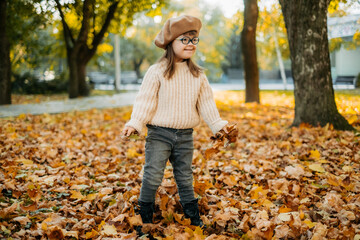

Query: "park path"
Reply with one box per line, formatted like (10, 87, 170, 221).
(0, 81, 354, 118)
(0, 92, 137, 118)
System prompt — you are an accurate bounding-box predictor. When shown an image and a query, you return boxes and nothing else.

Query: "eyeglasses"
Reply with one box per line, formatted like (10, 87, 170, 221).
(176, 36, 200, 45)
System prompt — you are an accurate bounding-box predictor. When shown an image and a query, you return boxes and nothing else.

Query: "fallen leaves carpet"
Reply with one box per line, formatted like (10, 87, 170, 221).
(1, 91, 359, 239)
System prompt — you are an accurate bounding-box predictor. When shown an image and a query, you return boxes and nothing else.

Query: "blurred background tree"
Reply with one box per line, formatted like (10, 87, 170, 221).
(1, 0, 53, 105)
(52, 0, 166, 98)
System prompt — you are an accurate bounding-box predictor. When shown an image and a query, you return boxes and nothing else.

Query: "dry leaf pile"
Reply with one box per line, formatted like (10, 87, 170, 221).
(1, 91, 360, 240)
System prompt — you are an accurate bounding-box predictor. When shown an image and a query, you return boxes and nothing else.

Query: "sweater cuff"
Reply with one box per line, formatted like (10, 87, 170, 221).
(209, 119, 228, 135)
(125, 119, 145, 135)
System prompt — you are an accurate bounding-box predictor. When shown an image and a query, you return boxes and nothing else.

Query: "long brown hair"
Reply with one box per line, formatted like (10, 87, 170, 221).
(157, 30, 203, 80)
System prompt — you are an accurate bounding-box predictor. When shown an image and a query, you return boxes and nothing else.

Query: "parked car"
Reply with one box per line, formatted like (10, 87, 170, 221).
(87, 72, 114, 85)
(121, 71, 140, 84)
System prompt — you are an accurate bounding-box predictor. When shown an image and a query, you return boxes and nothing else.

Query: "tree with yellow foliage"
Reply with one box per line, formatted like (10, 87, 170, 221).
(54, 0, 165, 98)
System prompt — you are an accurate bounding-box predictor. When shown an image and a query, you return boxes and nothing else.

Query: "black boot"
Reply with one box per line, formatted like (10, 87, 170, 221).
(138, 201, 154, 223)
(136, 201, 155, 238)
(181, 199, 204, 227)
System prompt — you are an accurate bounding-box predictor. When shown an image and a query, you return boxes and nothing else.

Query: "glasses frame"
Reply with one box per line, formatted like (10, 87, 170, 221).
(175, 36, 200, 45)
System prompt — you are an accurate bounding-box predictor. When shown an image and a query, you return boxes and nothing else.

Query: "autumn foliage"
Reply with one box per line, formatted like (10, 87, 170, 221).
(0, 91, 359, 239)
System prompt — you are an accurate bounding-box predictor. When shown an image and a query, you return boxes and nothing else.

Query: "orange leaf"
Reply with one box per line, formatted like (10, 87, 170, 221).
(279, 206, 292, 213)
(85, 229, 99, 239)
(173, 213, 191, 226)
(128, 215, 143, 226)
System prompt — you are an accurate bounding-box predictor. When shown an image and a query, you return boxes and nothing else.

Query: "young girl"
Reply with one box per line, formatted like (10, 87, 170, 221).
(122, 15, 228, 229)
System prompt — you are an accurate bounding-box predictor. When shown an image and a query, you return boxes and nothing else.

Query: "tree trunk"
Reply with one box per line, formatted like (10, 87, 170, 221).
(77, 60, 89, 96)
(0, 0, 11, 105)
(67, 50, 79, 99)
(55, 0, 119, 99)
(133, 58, 143, 80)
(241, 0, 259, 103)
(279, 0, 353, 130)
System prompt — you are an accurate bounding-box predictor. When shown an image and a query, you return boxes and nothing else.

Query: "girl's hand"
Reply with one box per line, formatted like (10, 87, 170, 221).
(122, 126, 137, 138)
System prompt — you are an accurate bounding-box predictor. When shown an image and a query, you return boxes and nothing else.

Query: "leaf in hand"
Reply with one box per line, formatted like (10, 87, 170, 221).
(205, 124, 238, 160)
(128, 134, 141, 141)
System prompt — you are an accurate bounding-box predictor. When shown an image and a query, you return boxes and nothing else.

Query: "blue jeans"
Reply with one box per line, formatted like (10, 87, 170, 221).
(139, 125, 196, 204)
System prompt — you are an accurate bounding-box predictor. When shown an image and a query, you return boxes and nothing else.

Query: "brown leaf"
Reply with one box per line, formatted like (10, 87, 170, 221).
(47, 225, 64, 240)
(12, 216, 31, 225)
(128, 215, 143, 226)
(0, 202, 17, 218)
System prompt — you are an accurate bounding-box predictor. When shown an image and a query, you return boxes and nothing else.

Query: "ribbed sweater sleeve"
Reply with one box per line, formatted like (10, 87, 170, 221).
(197, 74, 228, 134)
(125, 66, 159, 134)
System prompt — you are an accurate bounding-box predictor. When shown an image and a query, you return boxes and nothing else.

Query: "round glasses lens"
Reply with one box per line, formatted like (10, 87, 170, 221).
(182, 37, 190, 44)
(192, 38, 199, 44)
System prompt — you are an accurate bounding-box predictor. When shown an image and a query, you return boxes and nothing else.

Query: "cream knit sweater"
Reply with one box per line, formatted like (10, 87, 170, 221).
(125, 60, 228, 135)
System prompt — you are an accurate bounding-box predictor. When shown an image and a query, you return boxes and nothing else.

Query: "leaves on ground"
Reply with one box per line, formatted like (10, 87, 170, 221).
(1, 91, 359, 239)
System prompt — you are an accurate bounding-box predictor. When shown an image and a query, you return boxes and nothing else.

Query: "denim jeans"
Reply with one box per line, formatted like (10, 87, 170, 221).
(139, 125, 196, 204)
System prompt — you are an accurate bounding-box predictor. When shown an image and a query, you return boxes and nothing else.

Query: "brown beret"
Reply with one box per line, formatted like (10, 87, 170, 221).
(154, 15, 202, 49)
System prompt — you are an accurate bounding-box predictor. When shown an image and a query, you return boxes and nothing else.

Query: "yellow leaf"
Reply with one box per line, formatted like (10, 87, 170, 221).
(70, 191, 84, 200)
(85, 229, 98, 239)
(230, 160, 241, 169)
(303, 219, 316, 228)
(41, 222, 48, 231)
(347, 115, 358, 124)
(81, 129, 87, 134)
(101, 224, 117, 236)
(250, 184, 269, 200)
(294, 140, 302, 147)
(104, 113, 112, 121)
(308, 164, 325, 173)
(342, 165, 353, 172)
(17, 159, 33, 165)
(18, 113, 26, 120)
(300, 210, 305, 220)
(194, 226, 206, 239)
(86, 193, 97, 201)
(300, 197, 311, 204)
(261, 199, 275, 209)
(309, 150, 321, 159)
(98, 221, 105, 231)
(63, 177, 70, 184)
(126, 148, 141, 158)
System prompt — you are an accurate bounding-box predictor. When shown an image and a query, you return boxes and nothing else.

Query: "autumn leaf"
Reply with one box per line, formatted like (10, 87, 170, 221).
(308, 163, 326, 173)
(101, 224, 117, 236)
(85, 229, 99, 239)
(194, 180, 213, 196)
(46, 226, 64, 240)
(173, 213, 191, 226)
(205, 124, 238, 160)
(128, 215, 143, 226)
